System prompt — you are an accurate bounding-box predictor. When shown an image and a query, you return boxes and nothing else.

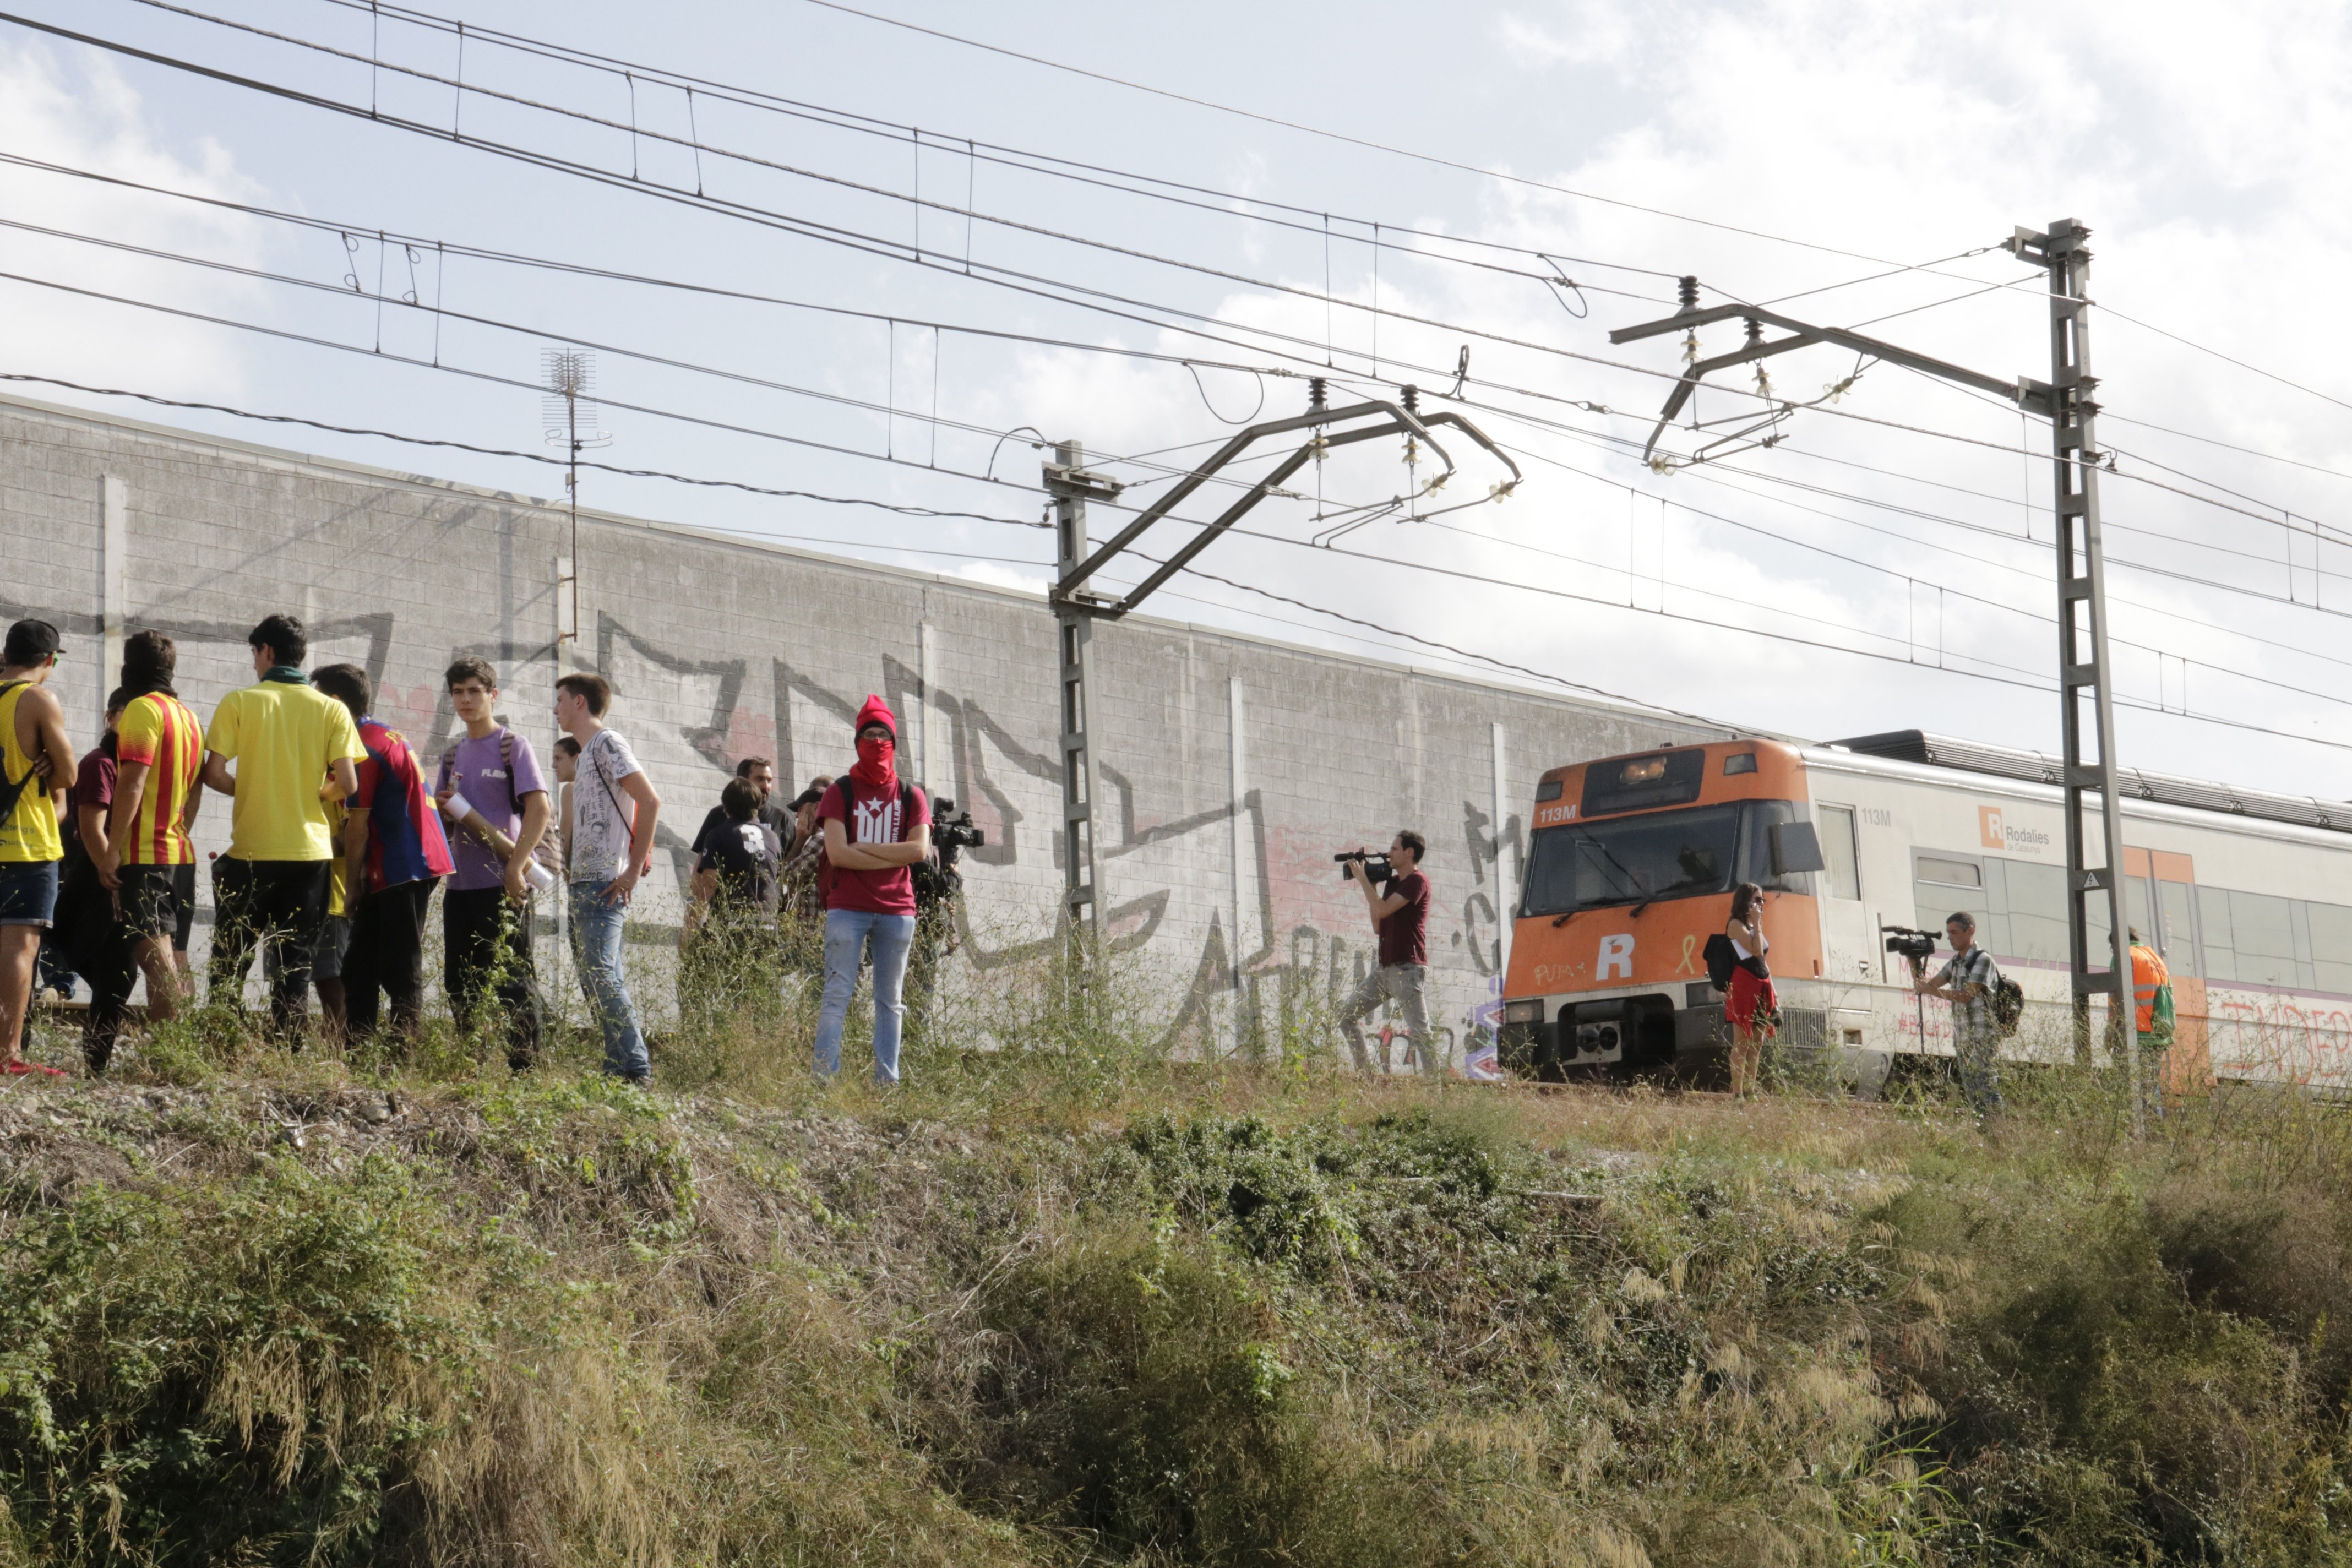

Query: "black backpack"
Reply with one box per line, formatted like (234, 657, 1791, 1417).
(1702, 933, 1737, 992)
(1991, 974, 2027, 1038)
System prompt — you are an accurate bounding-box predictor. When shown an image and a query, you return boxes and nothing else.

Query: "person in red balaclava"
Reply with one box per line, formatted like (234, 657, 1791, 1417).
(812, 695, 931, 1082)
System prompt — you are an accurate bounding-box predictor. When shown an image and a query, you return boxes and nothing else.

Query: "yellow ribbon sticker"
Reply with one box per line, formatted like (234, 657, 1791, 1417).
(1676, 934, 1698, 975)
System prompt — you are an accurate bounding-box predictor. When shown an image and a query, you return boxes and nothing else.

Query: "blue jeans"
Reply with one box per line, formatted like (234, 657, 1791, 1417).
(814, 909, 917, 1084)
(570, 879, 649, 1080)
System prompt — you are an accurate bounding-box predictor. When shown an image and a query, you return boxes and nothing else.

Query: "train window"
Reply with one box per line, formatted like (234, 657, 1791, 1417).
(1914, 852, 1992, 950)
(2201, 886, 2237, 982)
(1723, 752, 1758, 776)
(1815, 804, 1860, 901)
(1536, 779, 1563, 802)
(1580, 749, 1707, 816)
(2002, 859, 2071, 963)
(1521, 802, 1741, 916)
(2304, 902, 2352, 994)
(1916, 856, 1982, 888)
(2126, 878, 2157, 950)
(2225, 891, 2297, 988)
(2158, 881, 2202, 978)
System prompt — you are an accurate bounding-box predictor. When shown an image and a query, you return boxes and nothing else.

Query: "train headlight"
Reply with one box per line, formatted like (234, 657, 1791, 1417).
(1502, 999, 1543, 1025)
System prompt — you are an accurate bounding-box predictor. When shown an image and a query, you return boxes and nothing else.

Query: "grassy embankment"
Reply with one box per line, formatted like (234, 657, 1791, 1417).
(0, 940, 2347, 1566)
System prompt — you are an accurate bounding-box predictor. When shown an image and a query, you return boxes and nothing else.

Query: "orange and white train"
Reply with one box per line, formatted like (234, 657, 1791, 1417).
(1498, 732, 2352, 1092)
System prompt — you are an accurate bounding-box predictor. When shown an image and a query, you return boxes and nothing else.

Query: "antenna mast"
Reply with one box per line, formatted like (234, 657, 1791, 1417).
(543, 349, 610, 646)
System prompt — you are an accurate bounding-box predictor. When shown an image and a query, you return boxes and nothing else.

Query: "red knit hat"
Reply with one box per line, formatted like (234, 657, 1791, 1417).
(854, 694, 897, 738)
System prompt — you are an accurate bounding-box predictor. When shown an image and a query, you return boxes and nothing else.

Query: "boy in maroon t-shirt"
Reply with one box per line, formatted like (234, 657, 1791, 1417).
(812, 695, 931, 1084)
(1338, 830, 1435, 1075)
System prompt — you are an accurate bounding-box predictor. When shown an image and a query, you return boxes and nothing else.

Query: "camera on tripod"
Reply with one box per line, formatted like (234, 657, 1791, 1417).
(1334, 849, 1394, 882)
(1881, 924, 1940, 965)
(931, 796, 986, 852)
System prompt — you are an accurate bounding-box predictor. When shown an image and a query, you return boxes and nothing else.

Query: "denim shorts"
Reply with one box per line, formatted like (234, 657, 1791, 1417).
(0, 859, 59, 928)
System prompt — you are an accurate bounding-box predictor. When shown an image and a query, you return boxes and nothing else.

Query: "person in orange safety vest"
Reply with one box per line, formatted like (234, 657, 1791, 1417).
(2128, 927, 2171, 1043)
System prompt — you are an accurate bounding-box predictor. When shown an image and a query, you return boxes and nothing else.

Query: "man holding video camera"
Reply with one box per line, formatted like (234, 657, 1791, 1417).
(1337, 830, 1434, 1075)
(1909, 910, 2004, 1119)
(906, 795, 983, 1043)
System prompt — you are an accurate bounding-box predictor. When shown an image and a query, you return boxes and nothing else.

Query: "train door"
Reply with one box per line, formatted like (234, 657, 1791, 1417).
(1812, 803, 1876, 986)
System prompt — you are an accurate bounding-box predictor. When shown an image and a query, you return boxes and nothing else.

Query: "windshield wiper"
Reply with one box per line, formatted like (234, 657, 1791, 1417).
(1553, 892, 1643, 926)
(1630, 876, 1714, 918)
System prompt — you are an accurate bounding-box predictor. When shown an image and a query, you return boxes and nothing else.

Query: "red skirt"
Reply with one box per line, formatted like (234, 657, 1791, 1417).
(1727, 966, 1778, 1041)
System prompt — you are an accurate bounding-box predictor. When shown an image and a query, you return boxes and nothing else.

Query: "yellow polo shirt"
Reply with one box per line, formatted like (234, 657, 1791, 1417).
(206, 679, 366, 862)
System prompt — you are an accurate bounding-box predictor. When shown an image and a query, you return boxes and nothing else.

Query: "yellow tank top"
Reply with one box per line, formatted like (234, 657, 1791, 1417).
(0, 683, 62, 864)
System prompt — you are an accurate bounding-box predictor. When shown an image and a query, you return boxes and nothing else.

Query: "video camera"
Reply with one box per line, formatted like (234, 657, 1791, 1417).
(1334, 849, 1394, 883)
(932, 796, 986, 852)
(1881, 925, 1940, 965)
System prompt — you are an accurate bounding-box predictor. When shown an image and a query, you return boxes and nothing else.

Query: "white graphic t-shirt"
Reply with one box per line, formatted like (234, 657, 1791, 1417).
(570, 727, 645, 884)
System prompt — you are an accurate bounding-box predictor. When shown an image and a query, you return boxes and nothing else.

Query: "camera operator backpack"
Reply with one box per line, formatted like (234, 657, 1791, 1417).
(1991, 973, 2027, 1038)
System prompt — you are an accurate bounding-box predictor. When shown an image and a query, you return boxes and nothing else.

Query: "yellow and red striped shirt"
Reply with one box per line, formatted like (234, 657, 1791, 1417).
(114, 692, 202, 865)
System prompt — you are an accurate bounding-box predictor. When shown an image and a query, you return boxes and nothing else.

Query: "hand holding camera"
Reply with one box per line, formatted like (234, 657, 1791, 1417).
(1335, 848, 1394, 884)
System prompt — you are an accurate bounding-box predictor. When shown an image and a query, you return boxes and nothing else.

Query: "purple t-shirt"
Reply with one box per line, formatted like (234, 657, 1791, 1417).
(435, 727, 548, 891)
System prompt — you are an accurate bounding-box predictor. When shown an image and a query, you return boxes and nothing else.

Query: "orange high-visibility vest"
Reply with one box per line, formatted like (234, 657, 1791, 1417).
(2131, 944, 2168, 1034)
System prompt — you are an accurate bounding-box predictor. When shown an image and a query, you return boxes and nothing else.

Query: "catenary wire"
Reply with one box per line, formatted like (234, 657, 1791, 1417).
(100, 0, 1679, 352)
(40, 234, 2320, 690)
(22, 1, 2261, 529)
(10, 358, 2341, 752)
(289, 0, 1690, 287)
(81, 0, 2348, 527)
(6, 3, 2093, 467)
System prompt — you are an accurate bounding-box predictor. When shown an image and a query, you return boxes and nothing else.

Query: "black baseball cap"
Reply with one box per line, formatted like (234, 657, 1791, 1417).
(3, 619, 60, 667)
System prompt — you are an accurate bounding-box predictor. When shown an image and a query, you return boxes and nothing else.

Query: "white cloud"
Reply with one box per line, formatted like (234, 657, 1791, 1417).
(0, 40, 268, 399)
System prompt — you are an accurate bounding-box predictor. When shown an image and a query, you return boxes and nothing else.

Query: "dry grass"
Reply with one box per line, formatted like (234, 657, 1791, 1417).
(0, 954, 2348, 1566)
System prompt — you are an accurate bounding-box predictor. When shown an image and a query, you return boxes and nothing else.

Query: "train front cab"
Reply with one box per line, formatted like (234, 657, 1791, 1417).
(1499, 740, 1829, 1083)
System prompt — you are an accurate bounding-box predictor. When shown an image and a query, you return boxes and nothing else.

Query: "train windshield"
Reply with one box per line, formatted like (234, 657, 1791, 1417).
(1521, 801, 1806, 917)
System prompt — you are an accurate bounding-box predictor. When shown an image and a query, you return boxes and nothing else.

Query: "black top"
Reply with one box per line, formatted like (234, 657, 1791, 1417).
(696, 819, 782, 912)
(691, 798, 790, 857)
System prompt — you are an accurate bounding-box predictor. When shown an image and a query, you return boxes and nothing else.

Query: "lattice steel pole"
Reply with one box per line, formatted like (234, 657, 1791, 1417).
(1046, 442, 1119, 962)
(2015, 218, 2142, 1134)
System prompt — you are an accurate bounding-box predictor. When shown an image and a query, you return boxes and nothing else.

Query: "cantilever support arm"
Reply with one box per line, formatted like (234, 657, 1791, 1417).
(1608, 302, 2053, 464)
(1056, 398, 1520, 619)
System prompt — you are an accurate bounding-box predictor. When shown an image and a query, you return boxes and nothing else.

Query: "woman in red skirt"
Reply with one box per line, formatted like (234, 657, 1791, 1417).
(1724, 881, 1777, 1095)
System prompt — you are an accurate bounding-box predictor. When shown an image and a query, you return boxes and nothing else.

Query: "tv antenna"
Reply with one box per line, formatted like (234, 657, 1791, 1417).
(543, 348, 612, 645)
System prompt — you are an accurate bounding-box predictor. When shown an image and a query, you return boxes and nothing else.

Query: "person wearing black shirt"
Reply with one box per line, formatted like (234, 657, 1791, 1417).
(688, 757, 790, 862)
(679, 777, 782, 1033)
(1338, 830, 1434, 1075)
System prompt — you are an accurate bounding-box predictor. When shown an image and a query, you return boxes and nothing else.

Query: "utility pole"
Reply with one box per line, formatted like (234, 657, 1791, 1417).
(1041, 385, 1520, 993)
(2010, 219, 2141, 1132)
(1045, 442, 1122, 961)
(1608, 221, 2143, 1134)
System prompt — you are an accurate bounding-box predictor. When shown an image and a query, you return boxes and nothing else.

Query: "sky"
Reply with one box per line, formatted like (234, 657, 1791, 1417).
(3, 0, 2349, 797)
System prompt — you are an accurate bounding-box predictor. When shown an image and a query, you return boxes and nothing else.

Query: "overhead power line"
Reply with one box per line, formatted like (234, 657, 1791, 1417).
(24, 2, 2299, 527)
(0, 152, 1294, 382)
(292, 0, 1688, 286)
(0, 370, 1049, 524)
(10, 360, 2341, 753)
(1, 11, 1733, 408)
(791, 0, 1985, 280)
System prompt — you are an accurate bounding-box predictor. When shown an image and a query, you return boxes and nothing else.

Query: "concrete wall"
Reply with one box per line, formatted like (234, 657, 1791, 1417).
(0, 391, 1725, 1062)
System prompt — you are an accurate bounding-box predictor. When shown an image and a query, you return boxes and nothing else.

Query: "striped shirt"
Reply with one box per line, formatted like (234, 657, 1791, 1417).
(115, 692, 202, 865)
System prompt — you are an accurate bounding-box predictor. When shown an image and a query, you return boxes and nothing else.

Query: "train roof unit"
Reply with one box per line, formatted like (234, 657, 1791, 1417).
(1828, 729, 2352, 837)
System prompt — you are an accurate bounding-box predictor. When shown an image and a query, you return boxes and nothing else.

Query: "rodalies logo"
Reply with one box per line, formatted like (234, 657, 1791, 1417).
(1980, 804, 2053, 854)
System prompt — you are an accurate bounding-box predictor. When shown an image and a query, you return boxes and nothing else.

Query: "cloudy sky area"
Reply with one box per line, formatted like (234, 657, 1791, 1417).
(2, 0, 2348, 794)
